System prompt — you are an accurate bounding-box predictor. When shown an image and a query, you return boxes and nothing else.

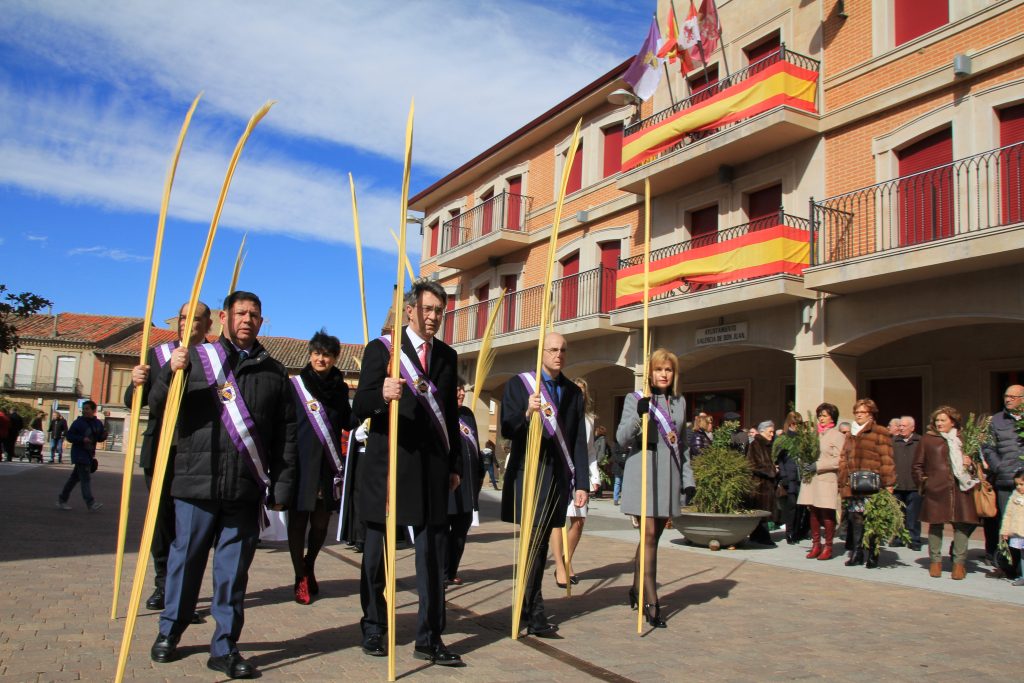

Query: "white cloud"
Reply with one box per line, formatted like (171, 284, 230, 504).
(25, 234, 48, 243)
(66, 246, 150, 262)
(0, 1, 636, 253)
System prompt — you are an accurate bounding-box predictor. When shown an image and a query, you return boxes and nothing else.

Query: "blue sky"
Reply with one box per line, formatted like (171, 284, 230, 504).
(0, 0, 652, 342)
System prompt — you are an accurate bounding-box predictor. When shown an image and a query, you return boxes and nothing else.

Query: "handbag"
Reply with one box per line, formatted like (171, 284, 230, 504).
(973, 478, 998, 518)
(849, 470, 880, 495)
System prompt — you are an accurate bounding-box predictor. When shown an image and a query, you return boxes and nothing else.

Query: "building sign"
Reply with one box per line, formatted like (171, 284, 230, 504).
(695, 322, 748, 347)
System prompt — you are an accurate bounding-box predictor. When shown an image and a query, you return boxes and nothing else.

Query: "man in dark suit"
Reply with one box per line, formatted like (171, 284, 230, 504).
(126, 301, 213, 612)
(352, 279, 464, 667)
(500, 331, 589, 637)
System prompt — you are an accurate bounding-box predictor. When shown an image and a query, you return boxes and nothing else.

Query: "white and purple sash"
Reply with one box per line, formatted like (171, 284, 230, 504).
(154, 341, 178, 368)
(378, 335, 450, 452)
(291, 374, 343, 497)
(518, 372, 575, 492)
(196, 342, 271, 526)
(632, 391, 682, 471)
(459, 418, 479, 459)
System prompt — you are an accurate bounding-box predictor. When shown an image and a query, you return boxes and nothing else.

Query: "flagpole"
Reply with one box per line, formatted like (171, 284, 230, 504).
(669, 0, 693, 99)
(110, 92, 202, 621)
(113, 100, 275, 683)
(710, 0, 731, 78)
(655, 12, 677, 106)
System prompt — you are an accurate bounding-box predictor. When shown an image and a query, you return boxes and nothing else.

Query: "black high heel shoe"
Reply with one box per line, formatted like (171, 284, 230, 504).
(628, 587, 638, 610)
(554, 571, 567, 589)
(643, 603, 667, 628)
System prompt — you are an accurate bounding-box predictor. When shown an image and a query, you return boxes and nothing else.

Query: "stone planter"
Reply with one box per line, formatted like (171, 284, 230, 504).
(672, 509, 770, 548)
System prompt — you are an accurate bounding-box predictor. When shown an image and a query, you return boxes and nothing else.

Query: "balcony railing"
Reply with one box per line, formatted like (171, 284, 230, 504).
(622, 44, 820, 168)
(810, 141, 1024, 265)
(440, 266, 617, 346)
(440, 191, 534, 252)
(617, 211, 812, 303)
(2, 374, 83, 396)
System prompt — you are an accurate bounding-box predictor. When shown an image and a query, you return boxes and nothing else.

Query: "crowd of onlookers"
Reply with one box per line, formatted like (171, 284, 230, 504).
(0, 408, 68, 463)
(686, 384, 1024, 583)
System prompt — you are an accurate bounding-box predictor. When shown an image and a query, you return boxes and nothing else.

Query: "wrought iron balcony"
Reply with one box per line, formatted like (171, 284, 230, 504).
(620, 44, 820, 176)
(2, 374, 83, 396)
(440, 191, 533, 252)
(439, 266, 617, 346)
(616, 211, 812, 306)
(810, 141, 1024, 265)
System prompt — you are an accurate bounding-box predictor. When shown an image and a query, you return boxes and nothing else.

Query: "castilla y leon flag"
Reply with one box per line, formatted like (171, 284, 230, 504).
(698, 0, 721, 55)
(623, 17, 663, 102)
(679, 0, 703, 67)
(659, 6, 695, 73)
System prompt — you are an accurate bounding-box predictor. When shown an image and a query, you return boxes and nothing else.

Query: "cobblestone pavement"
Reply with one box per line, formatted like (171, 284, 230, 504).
(2, 454, 1021, 682)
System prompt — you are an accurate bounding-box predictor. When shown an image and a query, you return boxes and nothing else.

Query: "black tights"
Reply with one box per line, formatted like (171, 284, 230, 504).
(287, 506, 331, 579)
(632, 517, 668, 606)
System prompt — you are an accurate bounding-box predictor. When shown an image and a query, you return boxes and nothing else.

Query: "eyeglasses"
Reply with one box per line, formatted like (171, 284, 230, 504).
(416, 305, 445, 316)
(1005, 394, 1024, 399)
(544, 347, 567, 354)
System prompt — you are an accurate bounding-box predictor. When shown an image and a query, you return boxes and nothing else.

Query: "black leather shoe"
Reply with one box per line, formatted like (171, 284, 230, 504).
(150, 633, 178, 663)
(526, 619, 559, 638)
(145, 588, 165, 611)
(362, 633, 386, 657)
(207, 652, 255, 679)
(413, 642, 464, 667)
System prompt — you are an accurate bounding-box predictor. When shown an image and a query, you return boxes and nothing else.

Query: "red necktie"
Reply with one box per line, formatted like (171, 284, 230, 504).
(419, 341, 430, 375)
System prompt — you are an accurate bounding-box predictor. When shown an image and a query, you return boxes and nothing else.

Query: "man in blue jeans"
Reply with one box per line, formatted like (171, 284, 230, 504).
(57, 401, 106, 511)
(48, 412, 68, 463)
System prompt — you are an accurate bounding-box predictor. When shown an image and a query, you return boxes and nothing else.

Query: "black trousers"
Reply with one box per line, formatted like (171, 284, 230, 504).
(445, 512, 474, 581)
(361, 521, 446, 647)
(144, 467, 176, 590)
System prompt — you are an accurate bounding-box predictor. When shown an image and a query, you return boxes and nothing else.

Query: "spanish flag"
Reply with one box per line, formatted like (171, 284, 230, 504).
(622, 58, 817, 171)
(615, 224, 809, 308)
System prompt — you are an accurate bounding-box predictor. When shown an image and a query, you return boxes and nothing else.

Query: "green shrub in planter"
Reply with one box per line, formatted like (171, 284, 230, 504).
(690, 421, 753, 514)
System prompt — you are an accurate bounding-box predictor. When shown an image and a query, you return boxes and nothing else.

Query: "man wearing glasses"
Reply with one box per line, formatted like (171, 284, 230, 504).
(500, 332, 590, 637)
(352, 279, 464, 666)
(983, 384, 1024, 569)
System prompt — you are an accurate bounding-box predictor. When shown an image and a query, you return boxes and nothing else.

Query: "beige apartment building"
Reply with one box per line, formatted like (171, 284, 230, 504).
(412, 0, 1024, 434)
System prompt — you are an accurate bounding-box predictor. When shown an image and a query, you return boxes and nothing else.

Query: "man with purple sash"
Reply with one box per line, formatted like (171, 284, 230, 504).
(352, 279, 464, 667)
(148, 291, 297, 679)
(286, 328, 350, 606)
(500, 332, 590, 637)
(126, 301, 212, 613)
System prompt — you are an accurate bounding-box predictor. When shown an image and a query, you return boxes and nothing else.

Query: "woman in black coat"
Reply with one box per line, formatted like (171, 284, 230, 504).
(446, 382, 482, 585)
(287, 330, 351, 605)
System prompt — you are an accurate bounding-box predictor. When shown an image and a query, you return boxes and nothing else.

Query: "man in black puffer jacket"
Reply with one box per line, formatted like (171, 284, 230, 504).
(982, 384, 1024, 567)
(148, 291, 297, 680)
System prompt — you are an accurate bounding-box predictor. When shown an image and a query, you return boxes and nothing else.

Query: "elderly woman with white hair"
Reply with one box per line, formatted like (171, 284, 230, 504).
(746, 420, 779, 546)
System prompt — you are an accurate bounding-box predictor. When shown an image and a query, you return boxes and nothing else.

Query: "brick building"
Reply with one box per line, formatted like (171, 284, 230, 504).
(410, 0, 1024, 435)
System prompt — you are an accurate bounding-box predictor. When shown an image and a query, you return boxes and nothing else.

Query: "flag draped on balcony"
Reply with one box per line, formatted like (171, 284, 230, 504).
(621, 57, 818, 171)
(614, 224, 810, 308)
(623, 18, 662, 101)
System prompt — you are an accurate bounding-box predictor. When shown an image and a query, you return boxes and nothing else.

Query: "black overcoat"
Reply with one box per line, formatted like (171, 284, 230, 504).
(290, 364, 351, 512)
(352, 327, 461, 526)
(499, 372, 589, 528)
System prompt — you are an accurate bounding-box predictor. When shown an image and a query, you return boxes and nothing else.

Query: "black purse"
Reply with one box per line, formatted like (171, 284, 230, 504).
(849, 470, 880, 495)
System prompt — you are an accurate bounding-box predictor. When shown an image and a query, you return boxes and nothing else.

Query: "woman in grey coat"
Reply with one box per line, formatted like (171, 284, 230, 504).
(616, 348, 694, 628)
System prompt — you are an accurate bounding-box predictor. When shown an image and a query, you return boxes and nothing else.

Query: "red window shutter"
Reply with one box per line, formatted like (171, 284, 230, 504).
(480, 190, 494, 236)
(894, 0, 947, 46)
(603, 125, 623, 178)
(501, 274, 517, 333)
(449, 209, 461, 247)
(566, 144, 583, 195)
(475, 284, 489, 339)
(429, 219, 439, 257)
(599, 241, 620, 312)
(999, 103, 1024, 224)
(744, 32, 780, 64)
(747, 184, 782, 224)
(689, 65, 719, 104)
(506, 176, 523, 231)
(897, 128, 953, 245)
(559, 252, 579, 321)
(690, 204, 718, 245)
(441, 296, 455, 344)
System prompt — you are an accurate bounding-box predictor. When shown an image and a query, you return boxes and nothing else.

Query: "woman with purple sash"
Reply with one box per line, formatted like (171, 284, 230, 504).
(287, 329, 351, 605)
(616, 348, 693, 628)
